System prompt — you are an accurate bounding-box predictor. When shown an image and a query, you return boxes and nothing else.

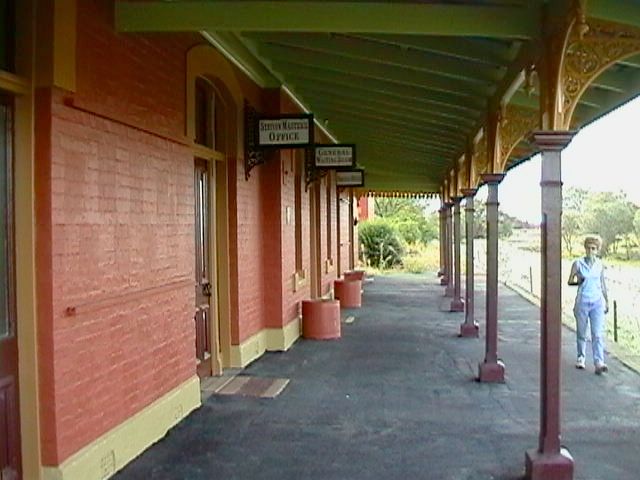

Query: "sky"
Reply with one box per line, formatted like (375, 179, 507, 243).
(470, 95, 640, 224)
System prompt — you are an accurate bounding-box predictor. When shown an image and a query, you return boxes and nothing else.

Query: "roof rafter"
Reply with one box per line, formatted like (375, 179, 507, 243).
(297, 86, 478, 124)
(356, 136, 457, 157)
(245, 32, 503, 84)
(350, 34, 518, 67)
(262, 45, 492, 96)
(330, 119, 464, 147)
(273, 62, 488, 107)
(286, 74, 483, 115)
(321, 107, 465, 140)
(310, 98, 474, 130)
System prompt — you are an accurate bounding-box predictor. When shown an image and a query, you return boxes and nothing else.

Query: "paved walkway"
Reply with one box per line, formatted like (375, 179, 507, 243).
(115, 274, 640, 480)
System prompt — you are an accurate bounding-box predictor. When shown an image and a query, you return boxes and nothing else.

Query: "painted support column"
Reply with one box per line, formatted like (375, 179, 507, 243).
(525, 132, 575, 480)
(460, 189, 479, 337)
(450, 197, 464, 311)
(443, 203, 454, 296)
(438, 207, 447, 284)
(478, 174, 505, 382)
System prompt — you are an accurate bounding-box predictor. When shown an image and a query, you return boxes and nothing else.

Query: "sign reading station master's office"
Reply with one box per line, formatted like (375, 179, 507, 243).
(336, 169, 365, 187)
(258, 114, 313, 148)
(315, 144, 356, 168)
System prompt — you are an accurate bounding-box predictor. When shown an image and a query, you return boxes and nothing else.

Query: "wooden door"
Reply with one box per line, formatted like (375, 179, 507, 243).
(0, 95, 20, 479)
(194, 159, 212, 378)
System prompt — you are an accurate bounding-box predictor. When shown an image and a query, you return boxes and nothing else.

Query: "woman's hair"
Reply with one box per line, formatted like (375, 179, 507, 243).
(584, 236, 601, 249)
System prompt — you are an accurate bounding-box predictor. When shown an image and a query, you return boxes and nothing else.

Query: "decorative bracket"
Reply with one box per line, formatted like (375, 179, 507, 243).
(304, 147, 327, 190)
(561, 18, 640, 129)
(244, 101, 265, 180)
(498, 104, 539, 171)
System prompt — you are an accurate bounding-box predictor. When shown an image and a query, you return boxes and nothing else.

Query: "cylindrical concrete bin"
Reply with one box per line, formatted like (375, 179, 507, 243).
(343, 270, 365, 282)
(302, 299, 341, 340)
(334, 279, 362, 308)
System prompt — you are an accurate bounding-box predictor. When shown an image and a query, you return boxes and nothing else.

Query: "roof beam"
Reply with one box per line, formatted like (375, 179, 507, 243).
(310, 99, 473, 130)
(343, 125, 459, 150)
(330, 118, 465, 145)
(298, 86, 477, 124)
(355, 136, 457, 157)
(287, 74, 483, 115)
(116, 1, 538, 38)
(245, 33, 503, 84)
(350, 34, 517, 67)
(273, 62, 488, 108)
(261, 45, 492, 97)
(321, 107, 467, 140)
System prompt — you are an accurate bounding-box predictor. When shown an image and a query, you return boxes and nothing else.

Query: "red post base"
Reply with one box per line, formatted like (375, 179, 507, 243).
(301, 299, 341, 340)
(525, 448, 574, 480)
(450, 298, 464, 312)
(478, 360, 505, 383)
(459, 322, 479, 338)
(343, 270, 365, 282)
(334, 279, 362, 308)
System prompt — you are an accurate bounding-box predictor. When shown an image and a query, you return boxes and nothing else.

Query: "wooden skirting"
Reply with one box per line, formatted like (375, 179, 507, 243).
(230, 318, 301, 368)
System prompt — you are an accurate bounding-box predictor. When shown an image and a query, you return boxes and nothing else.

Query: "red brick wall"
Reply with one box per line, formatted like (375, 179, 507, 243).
(36, 0, 201, 465)
(75, 0, 199, 140)
(38, 89, 195, 465)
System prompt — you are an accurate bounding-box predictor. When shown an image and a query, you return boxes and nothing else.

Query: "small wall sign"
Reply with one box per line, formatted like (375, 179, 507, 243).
(314, 144, 356, 168)
(257, 114, 313, 148)
(336, 169, 365, 187)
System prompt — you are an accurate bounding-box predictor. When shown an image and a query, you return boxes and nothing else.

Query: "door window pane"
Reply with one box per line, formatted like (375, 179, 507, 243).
(0, 0, 16, 72)
(0, 99, 10, 338)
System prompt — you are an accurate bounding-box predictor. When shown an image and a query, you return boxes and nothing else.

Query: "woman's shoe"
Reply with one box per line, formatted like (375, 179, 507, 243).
(595, 362, 608, 375)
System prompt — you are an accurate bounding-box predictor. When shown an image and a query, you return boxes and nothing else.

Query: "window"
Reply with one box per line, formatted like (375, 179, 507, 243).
(0, 1, 15, 73)
(0, 96, 13, 338)
(195, 78, 221, 150)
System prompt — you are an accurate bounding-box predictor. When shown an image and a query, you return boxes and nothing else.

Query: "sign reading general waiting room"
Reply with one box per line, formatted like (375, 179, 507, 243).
(258, 114, 313, 148)
(314, 144, 356, 168)
(336, 169, 365, 187)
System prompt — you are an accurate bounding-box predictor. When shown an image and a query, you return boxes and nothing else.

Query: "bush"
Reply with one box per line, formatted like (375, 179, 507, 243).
(358, 219, 404, 269)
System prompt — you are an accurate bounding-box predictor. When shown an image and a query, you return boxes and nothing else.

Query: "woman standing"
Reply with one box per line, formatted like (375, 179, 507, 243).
(567, 236, 610, 375)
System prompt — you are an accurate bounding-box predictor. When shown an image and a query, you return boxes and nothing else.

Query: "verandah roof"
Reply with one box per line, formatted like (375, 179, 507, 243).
(115, 0, 640, 195)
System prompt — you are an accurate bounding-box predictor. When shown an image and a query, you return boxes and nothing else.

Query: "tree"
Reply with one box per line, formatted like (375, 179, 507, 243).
(562, 187, 588, 256)
(374, 197, 423, 218)
(562, 210, 581, 257)
(472, 207, 513, 239)
(373, 197, 437, 245)
(582, 191, 637, 256)
(633, 209, 640, 246)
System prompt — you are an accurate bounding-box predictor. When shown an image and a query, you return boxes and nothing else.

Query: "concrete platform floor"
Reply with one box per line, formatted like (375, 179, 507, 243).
(115, 274, 640, 480)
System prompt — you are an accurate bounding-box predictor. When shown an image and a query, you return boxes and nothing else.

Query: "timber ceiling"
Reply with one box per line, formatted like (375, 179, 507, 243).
(116, 0, 640, 194)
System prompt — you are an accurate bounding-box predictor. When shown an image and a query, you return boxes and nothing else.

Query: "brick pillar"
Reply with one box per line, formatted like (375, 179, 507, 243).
(525, 132, 575, 480)
(478, 174, 505, 382)
(444, 202, 454, 297)
(450, 197, 464, 311)
(459, 189, 479, 337)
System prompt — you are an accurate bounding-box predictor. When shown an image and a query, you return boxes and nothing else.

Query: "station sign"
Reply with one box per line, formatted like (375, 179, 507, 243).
(257, 114, 314, 148)
(336, 169, 365, 187)
(314, 144, 356, 168)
